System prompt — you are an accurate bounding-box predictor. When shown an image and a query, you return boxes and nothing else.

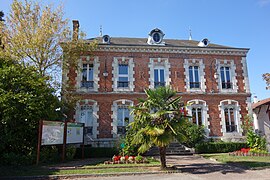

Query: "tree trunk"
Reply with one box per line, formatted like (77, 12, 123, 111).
(159, 146, 167, 169)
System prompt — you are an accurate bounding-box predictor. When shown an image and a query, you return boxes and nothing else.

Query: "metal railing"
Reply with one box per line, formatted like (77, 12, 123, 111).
(117, 81, 129, 88)
(81, 81, 94, 88)
(117, 126, 126, 135)
(154, 81, 165, 88)
(226, 125, 237, 132)
(190, 82, 200, 89)
(222, 82, 232, 89)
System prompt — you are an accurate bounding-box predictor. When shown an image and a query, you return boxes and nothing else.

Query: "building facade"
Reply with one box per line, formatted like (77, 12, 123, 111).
(62, 20, 252, 147)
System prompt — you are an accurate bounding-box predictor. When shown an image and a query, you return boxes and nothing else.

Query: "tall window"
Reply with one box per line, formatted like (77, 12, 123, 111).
(117, 105, 130, 134)
(154, 68, 165, 88)
(192, 107, 202, 126)
(224, 108, 236, 132)
(118, 64, 129, 88)
(189, 66, 200, 89)
(220, 67, 232, 89)
(81, 64, 94, 88)
(79, 105, 93, 134)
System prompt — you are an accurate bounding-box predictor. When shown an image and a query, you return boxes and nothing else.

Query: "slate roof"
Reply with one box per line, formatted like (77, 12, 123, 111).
(86, 37, 248, 50)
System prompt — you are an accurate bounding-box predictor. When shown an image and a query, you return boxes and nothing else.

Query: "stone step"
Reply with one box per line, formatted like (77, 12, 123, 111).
(144, 143, 193, 156)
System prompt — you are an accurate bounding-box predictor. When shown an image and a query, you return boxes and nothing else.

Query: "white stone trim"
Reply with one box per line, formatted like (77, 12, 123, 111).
(148, 58, 171, 89)
(111, 99, 134, 138)
(112, 57, 135, 92)
(187, 99, 210, 136)
(74, 99, 99, 139)
(75, 56, 100, 92)
(241, 57, 250, 93)
(184, 59, 206, 92)
(246, 96, 252, 117)
(216, 59, 238, 93)
(219, 99, 243, 137)
(96, 45, 249, 56)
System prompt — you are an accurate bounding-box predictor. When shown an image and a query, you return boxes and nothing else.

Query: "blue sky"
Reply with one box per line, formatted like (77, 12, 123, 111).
(1, 0, 270, 100)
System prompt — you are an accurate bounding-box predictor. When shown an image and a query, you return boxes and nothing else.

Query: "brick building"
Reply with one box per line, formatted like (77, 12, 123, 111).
(62, 20, 251, 147)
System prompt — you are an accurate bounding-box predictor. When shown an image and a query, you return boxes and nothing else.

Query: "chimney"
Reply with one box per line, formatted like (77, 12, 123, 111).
(253, 96, 259, 103)
(72, 20, 79, 40)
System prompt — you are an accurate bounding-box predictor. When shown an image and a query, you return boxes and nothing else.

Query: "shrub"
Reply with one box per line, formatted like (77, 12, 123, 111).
(195, 142, 248, 153)
(1, 152, 34, 166)
(66, 145, 76, 160)
(177, 120, 206, 148)
(247, 130, 267, 151)
(74, 147, 119, 158)
(40, 146, 60, 163)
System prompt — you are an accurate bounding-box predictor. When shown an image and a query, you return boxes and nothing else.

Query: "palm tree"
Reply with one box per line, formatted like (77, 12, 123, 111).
(129, 86, 188, 169)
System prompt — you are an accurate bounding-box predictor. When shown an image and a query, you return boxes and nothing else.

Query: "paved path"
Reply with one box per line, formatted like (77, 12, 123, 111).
(75, 155, 270, 180)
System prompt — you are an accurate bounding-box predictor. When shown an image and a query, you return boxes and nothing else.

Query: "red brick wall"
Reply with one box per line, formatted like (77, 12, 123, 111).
(65, 51, 250, 138)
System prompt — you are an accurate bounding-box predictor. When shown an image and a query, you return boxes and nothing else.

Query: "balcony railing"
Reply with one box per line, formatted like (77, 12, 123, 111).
(81, 81, 94, 88)
(226, 125, 237, 132)
(154, 81, 165, 88)
(117, 126, 126, 135)
(190, 82, 200, 89)
(222, 82, 233, 89)
(117, 81, 129, 88)
(85, 126, 93, 135)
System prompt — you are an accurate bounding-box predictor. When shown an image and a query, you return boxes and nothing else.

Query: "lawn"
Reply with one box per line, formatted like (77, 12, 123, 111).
(0, 159, 161, 177)
(201, 153, 270, 169)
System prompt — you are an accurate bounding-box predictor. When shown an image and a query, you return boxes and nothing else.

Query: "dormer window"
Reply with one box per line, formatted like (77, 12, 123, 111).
(102, 35, 110, 44)
(153, 32, 161, 43)
(147, 28, 165, 45)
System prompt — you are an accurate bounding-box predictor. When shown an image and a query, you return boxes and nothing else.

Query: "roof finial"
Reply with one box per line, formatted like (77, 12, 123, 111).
(189, 27, 192, 40)
(99, 25, 102, 37)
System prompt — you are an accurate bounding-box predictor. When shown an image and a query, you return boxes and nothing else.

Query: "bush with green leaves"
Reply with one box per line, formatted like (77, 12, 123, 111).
(176, 120, 206, 148)
(0, 59, 62, 165)
(195, 142, 248, 153)
(74, 147, 119, 158)
(247, 130, 267, 151)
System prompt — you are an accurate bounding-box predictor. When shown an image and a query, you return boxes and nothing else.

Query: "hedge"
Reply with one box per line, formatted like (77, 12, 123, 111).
(195, 142, 248, 153)
(74, 147, 119, 158)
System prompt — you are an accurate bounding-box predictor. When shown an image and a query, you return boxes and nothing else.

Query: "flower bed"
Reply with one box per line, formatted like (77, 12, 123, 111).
(229, 148, 270, 156)
(104, 155, 150, 164)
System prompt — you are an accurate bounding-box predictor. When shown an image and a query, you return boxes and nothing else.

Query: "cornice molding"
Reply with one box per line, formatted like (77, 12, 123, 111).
(96, 45, 249, 56)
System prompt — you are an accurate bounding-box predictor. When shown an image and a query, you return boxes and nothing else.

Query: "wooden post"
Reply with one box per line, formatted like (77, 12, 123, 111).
(62, 121, 67, 161)
(36, 120, 43, 165)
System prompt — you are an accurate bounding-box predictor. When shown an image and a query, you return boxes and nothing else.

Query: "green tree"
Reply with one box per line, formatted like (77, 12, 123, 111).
(0, 0, 97, 90)
(0, 58, 62, 165)
(129, 86, 188, 169)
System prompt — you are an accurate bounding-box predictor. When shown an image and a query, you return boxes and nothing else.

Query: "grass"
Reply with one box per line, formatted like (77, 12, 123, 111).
(201, 153, 270, 169)
(0, 160, 161, 177)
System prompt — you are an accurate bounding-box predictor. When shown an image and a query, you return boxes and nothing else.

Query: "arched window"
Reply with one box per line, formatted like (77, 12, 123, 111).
(187, 99, 209, 136)
(219, 100, 242, 135)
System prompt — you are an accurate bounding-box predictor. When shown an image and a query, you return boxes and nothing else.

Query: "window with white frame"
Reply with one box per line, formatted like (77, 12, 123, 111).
(81, 64, 94, 88)
(117, 105, 130, 134)
(79, 105, 93, 134)
(189, 66, 200, 89)
(112, 57, 134, 91)
(219, 100, 242, 135)
(148, 58, 170, 89)
(118, 64, 129, 88)
(191, 107, 203, 126)
(184, 59, 206, 92)
(187, 99, 210, 136)
(224, 107, 237, 132)
(154, 67, 165, 88)
(220, 66, 232, 89)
